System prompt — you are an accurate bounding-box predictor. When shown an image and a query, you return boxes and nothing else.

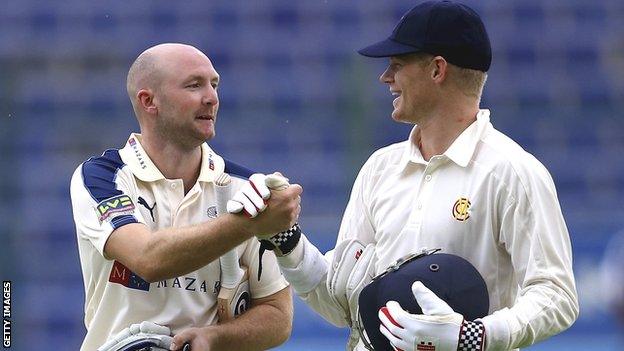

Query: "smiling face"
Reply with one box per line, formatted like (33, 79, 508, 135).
(379, 53, 436, 124)
(152, 47, 220, 147)
(129, 44, 221, 150)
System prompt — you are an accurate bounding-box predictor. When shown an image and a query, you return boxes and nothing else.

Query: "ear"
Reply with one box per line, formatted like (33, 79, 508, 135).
(136, 89, 158, 115)
(430, 56, 448, 84)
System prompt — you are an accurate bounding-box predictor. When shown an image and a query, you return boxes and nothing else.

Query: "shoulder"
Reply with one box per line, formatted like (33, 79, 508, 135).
(72, 149, 132, 202)
(361, 140, 409, 174)
(478, 127, 555, 194)
(81, 149, 126, 176)
(347, 140, 409, 197)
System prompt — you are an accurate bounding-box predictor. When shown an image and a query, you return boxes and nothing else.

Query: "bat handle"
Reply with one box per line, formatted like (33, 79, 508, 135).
(215, 173, 244, 286)
(215, 173, 232, 215)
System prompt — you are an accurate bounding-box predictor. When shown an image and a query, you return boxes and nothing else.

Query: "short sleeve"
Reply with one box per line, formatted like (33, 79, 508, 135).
(70, 150, 146, 256)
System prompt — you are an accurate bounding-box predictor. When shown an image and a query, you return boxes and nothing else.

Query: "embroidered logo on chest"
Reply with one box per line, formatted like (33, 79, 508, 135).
(206, 206, 217, 219)
(138, 196, 156, 221)
(452, 197, 471, 221)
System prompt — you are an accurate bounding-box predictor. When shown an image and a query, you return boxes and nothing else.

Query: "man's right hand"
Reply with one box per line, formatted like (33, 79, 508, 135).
(226, 173, 271, 218)
(228, 172, 302, 236)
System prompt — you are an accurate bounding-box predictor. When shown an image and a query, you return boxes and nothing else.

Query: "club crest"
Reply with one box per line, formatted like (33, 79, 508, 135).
(206, 206, 218, 219)
(452, 197, 471, 221)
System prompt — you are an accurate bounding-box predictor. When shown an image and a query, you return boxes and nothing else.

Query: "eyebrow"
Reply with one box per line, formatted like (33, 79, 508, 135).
(184, 74, 220, 84)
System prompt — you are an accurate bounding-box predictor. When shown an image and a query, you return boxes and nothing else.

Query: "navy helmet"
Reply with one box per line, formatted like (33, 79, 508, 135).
(357, 249, 489, 351)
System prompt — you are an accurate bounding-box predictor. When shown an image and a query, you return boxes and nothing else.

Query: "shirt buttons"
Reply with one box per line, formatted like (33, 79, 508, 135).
(425, 174, 432, 182)
(417, 202, 422, 210)
(171, 183, 177, 189)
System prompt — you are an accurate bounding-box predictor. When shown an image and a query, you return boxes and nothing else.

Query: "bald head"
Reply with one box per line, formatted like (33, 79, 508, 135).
(126, 43, 211, 115)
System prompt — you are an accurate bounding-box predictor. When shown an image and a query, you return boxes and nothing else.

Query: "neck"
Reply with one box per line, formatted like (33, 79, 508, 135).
(140, 132, 202, 193)
(415, 102, 479, 161)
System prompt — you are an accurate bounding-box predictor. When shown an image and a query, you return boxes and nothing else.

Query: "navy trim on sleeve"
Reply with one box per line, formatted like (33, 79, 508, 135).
(81, 149, 138, 229)
(111, 215, 139, 229)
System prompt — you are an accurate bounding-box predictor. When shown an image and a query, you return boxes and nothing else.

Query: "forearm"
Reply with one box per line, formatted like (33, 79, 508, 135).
(173, 287, 293, 351)
(139, 214, 254, 281)
(299, 283, 351, 327)
(277, 235, 350, 327)
(211, 292, 293, 350)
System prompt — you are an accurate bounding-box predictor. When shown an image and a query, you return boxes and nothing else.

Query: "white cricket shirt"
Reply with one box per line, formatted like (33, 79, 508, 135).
(298, 110, 578, 350)
(70, 134, 288, 351)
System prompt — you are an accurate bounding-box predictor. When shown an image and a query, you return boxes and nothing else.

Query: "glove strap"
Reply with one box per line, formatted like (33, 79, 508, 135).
(257, 223, 302, 280)
(457, 320, 486, 351)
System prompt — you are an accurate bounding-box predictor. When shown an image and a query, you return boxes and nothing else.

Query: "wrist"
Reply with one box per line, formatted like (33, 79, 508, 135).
(478, 310, 511, 351)
(222, 213, 257, 239)
(276, 238, 304, 267)
(458, 319, 486, 351)
(196, 325, 221, 350)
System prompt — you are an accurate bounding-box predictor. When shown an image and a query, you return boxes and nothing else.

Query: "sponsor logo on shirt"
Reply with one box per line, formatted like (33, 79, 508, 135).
(156, 277, 216, 293)
(108, 261, 216, 294)
(138, 196, 156, 221)
(129, 137, 147, 169)
(208, 153, 215, 170)
(109, 261, 150, 291)
(452, 197, 471, 221)
(96, 194, 135, 223)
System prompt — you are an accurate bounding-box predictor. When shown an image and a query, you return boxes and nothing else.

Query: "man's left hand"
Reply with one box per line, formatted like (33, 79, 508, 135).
(378, 281, 486, 351)
(171, 327, 216, 351)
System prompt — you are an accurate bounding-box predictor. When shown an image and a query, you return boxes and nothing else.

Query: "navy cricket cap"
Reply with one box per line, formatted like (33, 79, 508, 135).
(358, 1, 492, 72)
(357, 250, 489, 351)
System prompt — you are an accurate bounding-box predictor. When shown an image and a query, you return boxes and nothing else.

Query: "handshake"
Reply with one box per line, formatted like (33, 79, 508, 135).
(226, 173, 303, 258)
(226, 173, 290, 218)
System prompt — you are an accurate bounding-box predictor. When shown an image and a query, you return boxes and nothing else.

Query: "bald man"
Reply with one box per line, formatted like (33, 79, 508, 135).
(70, 43, 301, 350)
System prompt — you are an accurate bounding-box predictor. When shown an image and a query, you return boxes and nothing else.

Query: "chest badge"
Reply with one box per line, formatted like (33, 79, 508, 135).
(452, 197, 471, 221)
(206, 206, 218, 219)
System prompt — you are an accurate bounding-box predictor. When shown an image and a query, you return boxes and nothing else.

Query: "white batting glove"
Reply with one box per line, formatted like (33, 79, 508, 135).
(226, 173, 271, 218)
(97, 321, 172, 351)
(378, 281, 486, 351)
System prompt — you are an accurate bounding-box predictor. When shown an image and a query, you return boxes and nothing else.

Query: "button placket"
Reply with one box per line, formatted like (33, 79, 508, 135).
(166, 180, 184, 225)
(411, 163, 438, 228)
(176, 184, 202, 222)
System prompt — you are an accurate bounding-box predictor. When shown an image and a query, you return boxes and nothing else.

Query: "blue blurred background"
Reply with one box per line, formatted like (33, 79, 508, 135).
(1, 0, 623, 349)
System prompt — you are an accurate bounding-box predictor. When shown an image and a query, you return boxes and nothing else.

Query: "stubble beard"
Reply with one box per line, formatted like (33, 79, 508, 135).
(155, 113, 205, 151)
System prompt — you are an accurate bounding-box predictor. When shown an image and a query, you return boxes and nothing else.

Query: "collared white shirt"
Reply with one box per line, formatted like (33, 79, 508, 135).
(301, 110, 578, 350)
(70, 134, 288, 351)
